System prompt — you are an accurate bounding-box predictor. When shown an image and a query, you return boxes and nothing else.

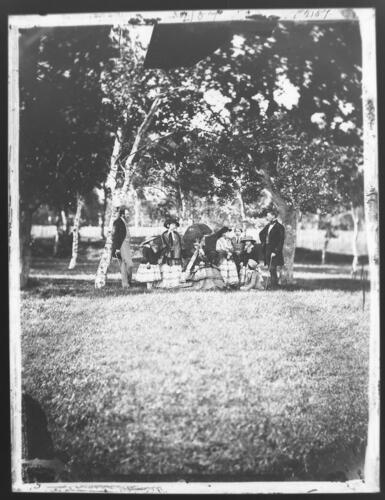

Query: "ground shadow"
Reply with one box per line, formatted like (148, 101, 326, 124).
(282, 278, 370, 292)
(23, 275, 370, 297)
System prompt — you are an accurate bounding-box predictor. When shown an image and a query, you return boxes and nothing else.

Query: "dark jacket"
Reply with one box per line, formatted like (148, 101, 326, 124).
(141, 246, 160, 265)
(259, 220, 285, 266)
(111, 217, 127, 256)
(241, 245, 260, 266)
(231, 237, 244, 255)
(202, 231, 221, 265)
(160, 230, 182, 264)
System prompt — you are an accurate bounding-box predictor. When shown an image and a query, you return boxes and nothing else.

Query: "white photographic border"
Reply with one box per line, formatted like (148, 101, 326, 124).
(8, 8, 380, 494)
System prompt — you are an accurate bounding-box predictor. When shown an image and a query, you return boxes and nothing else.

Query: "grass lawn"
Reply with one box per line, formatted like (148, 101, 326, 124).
(21, 266, 369, 482)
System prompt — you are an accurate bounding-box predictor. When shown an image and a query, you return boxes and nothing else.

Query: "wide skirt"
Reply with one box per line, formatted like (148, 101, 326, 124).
(156, 263, 182, 289)
(218, 259, 239, 286)
(135, 263, 162, 283)
(190, 266, 226, 291)
(239, 266, 247, 286)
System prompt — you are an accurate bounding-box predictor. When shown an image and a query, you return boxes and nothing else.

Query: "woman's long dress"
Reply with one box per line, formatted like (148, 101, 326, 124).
(216, 237, 239, 287)
(186, 250, 225, 291)
(240, 245, 261, 285)
(156, 230, 183, 289)
(135, 246, 162, 284)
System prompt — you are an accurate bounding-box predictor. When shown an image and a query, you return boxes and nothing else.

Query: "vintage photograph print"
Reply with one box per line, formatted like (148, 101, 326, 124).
(8, 7, 379, 494)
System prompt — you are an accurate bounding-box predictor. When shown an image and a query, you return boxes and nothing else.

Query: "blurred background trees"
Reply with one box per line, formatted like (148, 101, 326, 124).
(19, 17, 364, 287)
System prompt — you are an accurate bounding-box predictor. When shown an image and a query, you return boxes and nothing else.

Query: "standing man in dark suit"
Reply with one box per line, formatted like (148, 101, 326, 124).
(111, 206, 133, 288)
(259, 208, 285, 289)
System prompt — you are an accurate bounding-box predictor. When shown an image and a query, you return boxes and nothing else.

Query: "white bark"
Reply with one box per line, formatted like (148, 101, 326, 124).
(133, 188, 140, 229)
(94, 128, 123, 289)
(100, 183, 108, 240)
(61, 210, 68, 233)
(351, 203, 360, 273)
(279, 205, 298, 284)
(52, 226, 60, 257)
(321, 225, 331, 265)
(95, 97, 162, 288)
(321, 238, 328, 265)
(53, 210, 66, 256)
(68, 193, 84, 269)
(358, 9, 380, 490)
(121, 96, 161, 193)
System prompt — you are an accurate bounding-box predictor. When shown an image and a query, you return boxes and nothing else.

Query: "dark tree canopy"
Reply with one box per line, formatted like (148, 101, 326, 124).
(19, 26, 117, 212)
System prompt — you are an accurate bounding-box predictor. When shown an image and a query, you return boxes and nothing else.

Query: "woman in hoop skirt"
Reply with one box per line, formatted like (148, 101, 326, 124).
(184, 239, 225, 291)
(156, 217, 183, 289)
(215, 227, 240, 288)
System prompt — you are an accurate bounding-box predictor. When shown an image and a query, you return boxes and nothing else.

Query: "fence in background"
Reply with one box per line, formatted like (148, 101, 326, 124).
(31, 225, 368, 255)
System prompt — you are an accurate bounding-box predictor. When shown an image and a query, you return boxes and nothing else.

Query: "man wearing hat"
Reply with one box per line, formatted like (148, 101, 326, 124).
(111, 206, 133, 288)
(259, 208, 285, 289)
(157, 217, 183, 288)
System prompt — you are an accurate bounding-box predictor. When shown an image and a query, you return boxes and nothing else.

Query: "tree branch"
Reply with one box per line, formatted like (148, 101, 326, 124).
(122, 95, 162, 192)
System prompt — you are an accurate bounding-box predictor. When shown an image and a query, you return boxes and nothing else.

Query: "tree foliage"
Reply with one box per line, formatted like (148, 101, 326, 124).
(19, 26, 116, 213)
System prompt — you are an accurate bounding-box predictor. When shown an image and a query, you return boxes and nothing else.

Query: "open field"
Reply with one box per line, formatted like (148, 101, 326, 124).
(20, 253, 370, 482)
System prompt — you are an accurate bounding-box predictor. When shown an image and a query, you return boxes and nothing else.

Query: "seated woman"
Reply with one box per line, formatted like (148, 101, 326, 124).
(135, 236, 162, 289)
(184, 240, 226, 291)
(239, 237, 264, 290)
(215, 227, 240, 288)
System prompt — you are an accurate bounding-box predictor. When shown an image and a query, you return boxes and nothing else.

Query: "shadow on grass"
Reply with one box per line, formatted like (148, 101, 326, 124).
(295, 247, 368, 266)
(23, 275, 370, 297)
(283, 278, 370, 292)
(23, 278, 152, 298)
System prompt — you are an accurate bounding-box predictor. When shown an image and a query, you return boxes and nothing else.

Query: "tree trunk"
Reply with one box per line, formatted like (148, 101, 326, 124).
(133, 188, 140, 229)
(68, 193, 84, 269)
(61, 210, 69, 235)
(279, 205, 298, 284)
(261, 172, 297, 284)
(358, 10, 380, 489)
(95, 204, 119, 289)
(19, 207, 33, 289)
(351, 203, 360, 273)
(101, 182, 108, 240)
(321, 230, 330, 265)
(94, 128, 122, 289)
(121, 96, 161, 194)
(95, 97, 162, 288)
(237, 189, 246, 232)
(52, 211, 62, 257)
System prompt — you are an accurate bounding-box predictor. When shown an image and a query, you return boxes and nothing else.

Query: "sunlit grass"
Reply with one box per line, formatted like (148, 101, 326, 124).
(21, 286, 369, 481)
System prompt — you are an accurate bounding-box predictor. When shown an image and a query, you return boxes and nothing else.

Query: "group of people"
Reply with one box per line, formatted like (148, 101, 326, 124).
(111, 207, 285, 292)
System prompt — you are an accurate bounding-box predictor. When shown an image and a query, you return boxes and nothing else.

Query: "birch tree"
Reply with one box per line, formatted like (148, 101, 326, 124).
(68, 193, 84, 269)
(19, 26, 115, 286)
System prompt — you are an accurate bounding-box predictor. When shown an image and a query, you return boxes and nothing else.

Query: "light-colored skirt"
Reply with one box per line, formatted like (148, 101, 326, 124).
(135, 263, 161, 283)
(156, 263, 182, 288)
(191, 266, 226, 291)
(219, 259, 239, 286)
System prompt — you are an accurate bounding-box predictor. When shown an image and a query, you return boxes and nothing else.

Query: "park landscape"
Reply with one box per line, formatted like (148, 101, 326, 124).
(21, 231, 370, 482)
(15, 10, 374, 484)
